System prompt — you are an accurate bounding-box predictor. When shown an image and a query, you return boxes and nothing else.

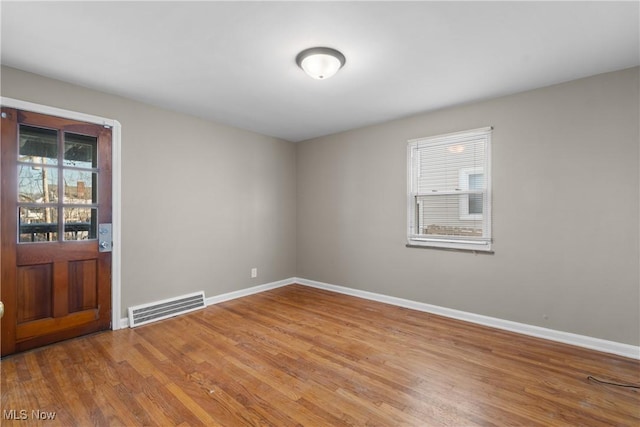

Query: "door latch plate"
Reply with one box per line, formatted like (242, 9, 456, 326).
(98, 223, 112, 252)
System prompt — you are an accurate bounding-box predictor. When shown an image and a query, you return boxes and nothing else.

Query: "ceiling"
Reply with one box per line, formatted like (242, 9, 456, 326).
(1, 2, 638, 142)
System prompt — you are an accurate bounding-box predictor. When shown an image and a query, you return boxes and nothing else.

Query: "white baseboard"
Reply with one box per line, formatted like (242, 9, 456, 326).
(204, 278, 294, 306)
(120, 276, 639, 360)
(293, 277, 640, 360)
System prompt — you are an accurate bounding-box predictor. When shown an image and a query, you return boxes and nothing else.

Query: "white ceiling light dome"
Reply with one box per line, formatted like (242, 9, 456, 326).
(296, 47, 346, 80)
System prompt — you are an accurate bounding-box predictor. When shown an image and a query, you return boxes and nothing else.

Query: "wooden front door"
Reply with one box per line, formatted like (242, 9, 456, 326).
(1, 108, 112, 356)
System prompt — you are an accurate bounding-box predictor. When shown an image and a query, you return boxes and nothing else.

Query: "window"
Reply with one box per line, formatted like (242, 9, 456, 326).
(407, 127, 492, 252)
(18, 125, 99, 243)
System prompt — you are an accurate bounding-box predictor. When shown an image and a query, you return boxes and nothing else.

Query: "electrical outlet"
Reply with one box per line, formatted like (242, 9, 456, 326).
(251, 268, 258, 278)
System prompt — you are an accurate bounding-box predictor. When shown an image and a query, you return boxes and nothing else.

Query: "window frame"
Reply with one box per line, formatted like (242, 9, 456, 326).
(406, 127, 493, 252)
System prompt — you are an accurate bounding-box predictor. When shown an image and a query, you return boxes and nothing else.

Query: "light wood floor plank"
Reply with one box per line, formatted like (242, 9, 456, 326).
(1, 284, 638, 426)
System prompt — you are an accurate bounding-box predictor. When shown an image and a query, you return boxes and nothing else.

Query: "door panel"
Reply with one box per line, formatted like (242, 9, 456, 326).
(68, 259, 98, 313)
(1, 107, 112, 356)
(17, 264, 53, 322)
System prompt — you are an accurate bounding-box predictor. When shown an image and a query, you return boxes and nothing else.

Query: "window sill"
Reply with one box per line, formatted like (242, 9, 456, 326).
(406, 243, 494, 255)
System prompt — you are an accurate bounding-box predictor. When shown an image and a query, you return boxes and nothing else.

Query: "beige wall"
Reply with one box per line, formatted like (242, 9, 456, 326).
(1, 66, 297, 318)
(3, 66, 638, 346)
(297, 67, 640, 345)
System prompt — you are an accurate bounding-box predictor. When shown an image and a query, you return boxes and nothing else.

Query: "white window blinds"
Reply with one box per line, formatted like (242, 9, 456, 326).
(407, 127, 492, 251)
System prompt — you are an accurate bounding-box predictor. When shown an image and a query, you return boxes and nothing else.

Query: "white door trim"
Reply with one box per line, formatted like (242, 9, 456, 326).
(1, 96, 123, 329)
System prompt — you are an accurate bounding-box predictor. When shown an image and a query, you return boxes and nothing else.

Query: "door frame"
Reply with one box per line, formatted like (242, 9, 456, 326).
(1, 96, 122, 330)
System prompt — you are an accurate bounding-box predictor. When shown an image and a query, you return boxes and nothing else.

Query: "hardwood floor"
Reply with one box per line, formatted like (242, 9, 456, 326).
(1, 284, 639, 426)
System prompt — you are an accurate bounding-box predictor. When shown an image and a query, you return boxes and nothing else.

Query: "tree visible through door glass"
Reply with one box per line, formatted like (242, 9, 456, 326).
(16, 127, 100, 242)
(18, 125, 59, 242)
(63, 132, 98, 241)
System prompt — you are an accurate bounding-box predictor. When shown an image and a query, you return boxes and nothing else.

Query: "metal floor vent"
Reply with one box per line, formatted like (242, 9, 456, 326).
(128, 291, 206, 328)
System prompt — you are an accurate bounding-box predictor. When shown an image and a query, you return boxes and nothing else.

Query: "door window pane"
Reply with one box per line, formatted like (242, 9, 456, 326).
(16, 120, 106, 245)
(19, 125, 58, 165)
(19, 207, 58, 242)
(63, 170, 96, 204)
(18, 165, 58, 203)
(64, 207, 97, 240)
(64, 133, 97, 168)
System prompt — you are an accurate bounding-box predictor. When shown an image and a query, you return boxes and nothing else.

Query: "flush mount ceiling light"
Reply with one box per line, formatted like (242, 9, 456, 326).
(296, 47, 346, 80)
